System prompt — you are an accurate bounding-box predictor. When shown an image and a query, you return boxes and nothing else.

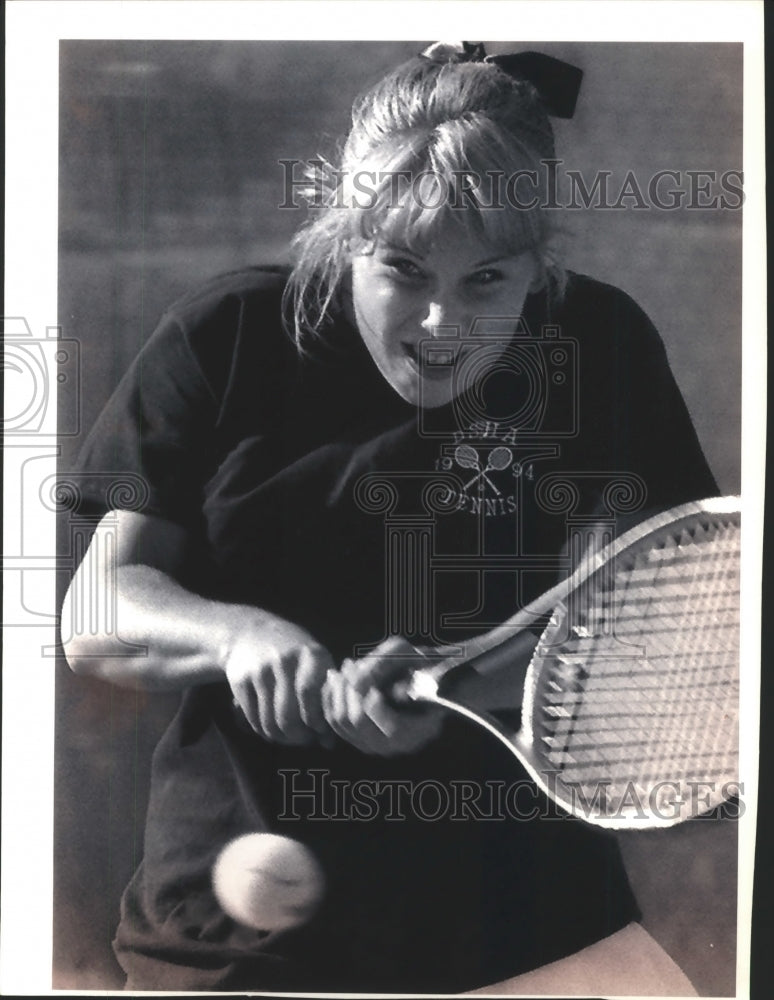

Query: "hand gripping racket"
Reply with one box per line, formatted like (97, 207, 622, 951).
(393, 496, 741, 829)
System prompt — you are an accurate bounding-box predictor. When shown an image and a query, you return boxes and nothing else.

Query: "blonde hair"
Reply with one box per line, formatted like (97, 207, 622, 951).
(285, 54, 565, 346)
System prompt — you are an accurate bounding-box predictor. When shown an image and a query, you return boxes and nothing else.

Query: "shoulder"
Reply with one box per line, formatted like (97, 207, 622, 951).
(558, 272, 658, 333)
(146, 265, 298, 404)
(166, 265, 290, 324)
(552, 271, 667, 366)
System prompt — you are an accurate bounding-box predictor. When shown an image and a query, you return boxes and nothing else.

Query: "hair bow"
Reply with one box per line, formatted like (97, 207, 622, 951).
(420, 41, 583, 119)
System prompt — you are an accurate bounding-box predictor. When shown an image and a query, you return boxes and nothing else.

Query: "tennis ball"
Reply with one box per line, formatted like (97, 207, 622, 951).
(212, 833, 326, 932)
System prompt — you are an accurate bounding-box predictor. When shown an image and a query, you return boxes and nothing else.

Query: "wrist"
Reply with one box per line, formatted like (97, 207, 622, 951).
(214, 603, 295, 679)
(214, 603, 262, 675)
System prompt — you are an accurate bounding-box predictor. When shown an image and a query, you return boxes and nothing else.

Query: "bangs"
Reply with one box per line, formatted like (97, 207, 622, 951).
(344, 117, 549, 256)
(372, 176, 544, 257)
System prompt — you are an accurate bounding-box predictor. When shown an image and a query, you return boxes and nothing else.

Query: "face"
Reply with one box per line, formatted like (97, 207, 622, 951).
(350, 222, 538, 408)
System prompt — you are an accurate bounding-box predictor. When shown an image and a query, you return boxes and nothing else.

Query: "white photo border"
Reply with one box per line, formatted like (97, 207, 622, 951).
(3, 2, 765, 996)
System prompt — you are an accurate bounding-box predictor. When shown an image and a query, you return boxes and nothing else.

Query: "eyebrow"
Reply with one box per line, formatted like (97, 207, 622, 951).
(472, 254, 516, 268)
(380, 242, 519, 269)
(381, 241, 425, 259)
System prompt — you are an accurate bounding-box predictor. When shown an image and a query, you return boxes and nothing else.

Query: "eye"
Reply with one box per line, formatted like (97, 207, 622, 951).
(385, 256, 425, 280)
(468, 268, 504, 287)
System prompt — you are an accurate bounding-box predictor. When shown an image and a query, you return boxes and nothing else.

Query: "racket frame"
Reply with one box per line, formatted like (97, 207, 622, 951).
(398, 495, 741, 829)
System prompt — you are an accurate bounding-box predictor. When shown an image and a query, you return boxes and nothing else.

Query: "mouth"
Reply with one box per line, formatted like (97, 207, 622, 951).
(400, 341, 454, 381)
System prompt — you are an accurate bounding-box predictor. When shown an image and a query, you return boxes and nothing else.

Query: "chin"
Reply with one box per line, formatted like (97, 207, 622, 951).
(391, 378, 453, 410)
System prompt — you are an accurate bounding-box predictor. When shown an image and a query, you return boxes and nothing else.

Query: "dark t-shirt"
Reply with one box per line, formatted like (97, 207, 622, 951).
(73, 266, 717, 992)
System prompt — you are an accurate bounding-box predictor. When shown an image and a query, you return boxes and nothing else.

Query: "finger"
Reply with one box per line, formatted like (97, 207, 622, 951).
(330, 667, 364, 738)
(342, 668, 368, 731)
(317, 673, 338, 749)
(273, 658, 314, 745)
(340, 655, 414, 728)
(322, 669, 350, 743)
(349, 637, 426, 689)
(320, 670, 335, 732)
(296, 645, 333, 738)
(361, 687, 399, 740)
(233, 682, 263, 736)
(341, 656, 369, 695)
(255, 663, 289, 744)
(364, 688, 444, 754)
(326, 667, 385, 755)
(340, 671, 399, 755)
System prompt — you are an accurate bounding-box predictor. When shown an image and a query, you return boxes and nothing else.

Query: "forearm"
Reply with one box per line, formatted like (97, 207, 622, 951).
(62, 562, 264, 691)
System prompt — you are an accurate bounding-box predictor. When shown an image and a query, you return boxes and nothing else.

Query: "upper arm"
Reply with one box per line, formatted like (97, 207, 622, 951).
(61, 510, 192, 670)
(63, 510, 190, 624)
(572, 278, 718, 507)
(109, 509, 191, 573)
(70, 313, 220, 532)
(69, 274, 289, 533)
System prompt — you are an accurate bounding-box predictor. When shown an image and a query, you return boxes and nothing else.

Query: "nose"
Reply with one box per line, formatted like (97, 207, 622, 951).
(420, 301, 446, 334)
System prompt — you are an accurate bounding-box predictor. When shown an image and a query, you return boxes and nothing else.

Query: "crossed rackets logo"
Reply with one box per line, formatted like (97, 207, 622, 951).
(454, 444, 514, 496)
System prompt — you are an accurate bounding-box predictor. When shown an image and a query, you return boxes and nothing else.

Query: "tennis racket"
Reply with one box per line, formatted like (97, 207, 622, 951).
(392, 496, 741, 829)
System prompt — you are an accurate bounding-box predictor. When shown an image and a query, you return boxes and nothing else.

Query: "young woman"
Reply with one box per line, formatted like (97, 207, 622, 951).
(63, 42, 716, 993)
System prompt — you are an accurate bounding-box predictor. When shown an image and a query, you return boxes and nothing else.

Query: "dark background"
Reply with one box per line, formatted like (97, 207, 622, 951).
(55, 41, 743, 991)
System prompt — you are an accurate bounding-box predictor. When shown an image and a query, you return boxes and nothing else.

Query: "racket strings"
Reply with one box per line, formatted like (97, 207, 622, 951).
(531, 513, 739, 821)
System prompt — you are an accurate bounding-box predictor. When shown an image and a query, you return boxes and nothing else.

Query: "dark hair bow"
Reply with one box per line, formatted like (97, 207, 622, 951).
(420, 41, 583, 119)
